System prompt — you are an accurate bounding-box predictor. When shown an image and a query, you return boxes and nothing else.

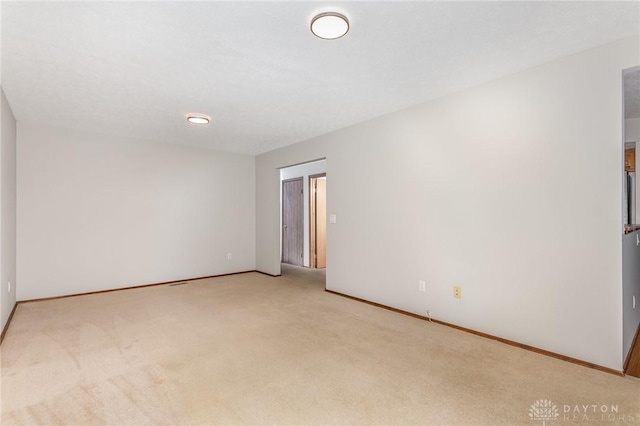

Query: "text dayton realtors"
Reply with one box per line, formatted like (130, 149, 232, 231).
(562, 404, 638, 423)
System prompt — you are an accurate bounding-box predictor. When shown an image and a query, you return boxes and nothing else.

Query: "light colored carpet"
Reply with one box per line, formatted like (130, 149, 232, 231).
(1, 265, 639, 425)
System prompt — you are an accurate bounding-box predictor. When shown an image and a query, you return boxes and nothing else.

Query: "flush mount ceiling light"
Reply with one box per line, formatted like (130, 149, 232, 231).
(310, 12, 349, 40)
(186, 113, 210, 124)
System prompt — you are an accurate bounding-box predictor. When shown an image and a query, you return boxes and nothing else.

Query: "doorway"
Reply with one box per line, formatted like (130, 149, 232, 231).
(282, 177, 304, 266)
(309, 174, 327, 269)
(279, 159, 327, 269)
(622, 65, 640, 376)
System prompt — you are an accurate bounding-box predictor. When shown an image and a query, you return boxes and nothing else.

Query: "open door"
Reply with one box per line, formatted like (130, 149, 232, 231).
(310, 174, 326, 269)
(282, 177, 304, 266)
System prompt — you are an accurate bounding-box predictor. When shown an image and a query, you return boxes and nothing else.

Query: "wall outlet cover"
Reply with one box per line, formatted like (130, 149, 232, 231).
(453, 286, 462, 299)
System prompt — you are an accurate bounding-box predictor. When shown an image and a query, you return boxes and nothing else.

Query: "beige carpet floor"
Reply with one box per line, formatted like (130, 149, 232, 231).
(1, 264, 639, 425)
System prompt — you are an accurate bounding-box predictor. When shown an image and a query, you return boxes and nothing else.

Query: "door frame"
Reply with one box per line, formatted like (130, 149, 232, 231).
(309, 173, 326, 268)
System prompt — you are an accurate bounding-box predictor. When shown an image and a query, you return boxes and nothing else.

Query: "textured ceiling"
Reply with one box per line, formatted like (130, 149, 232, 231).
(625, 69, 640, 119)
(2, 1, 639, 155)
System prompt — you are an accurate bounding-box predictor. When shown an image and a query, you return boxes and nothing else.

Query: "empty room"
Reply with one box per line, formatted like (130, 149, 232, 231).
(1, 1, 640, 425)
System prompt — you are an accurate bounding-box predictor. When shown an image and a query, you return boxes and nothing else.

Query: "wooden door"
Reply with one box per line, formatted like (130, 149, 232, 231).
(282, 178, 303, 266)
(310, 175, 327, 268)
(625, 148, 636, 172)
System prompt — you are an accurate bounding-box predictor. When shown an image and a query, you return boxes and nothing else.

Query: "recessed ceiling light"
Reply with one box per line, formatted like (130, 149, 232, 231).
(186, 113, 210, 124)
(311, 12, 349, 40)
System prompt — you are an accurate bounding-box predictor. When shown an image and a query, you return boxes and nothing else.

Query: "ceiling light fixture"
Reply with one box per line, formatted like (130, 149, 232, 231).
(186, 113, 210, 124)
(310, 12, 349, 40)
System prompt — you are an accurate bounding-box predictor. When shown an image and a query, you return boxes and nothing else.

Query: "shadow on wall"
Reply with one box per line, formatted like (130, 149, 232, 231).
(623, 231, 640, 362)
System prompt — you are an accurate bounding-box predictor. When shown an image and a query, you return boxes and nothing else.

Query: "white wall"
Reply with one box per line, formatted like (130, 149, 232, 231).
(1, 87, 17, 333)
(18, 124, 255, 300)
(280, 160, 326, 267)
(256, 37, 640, 371)
(625, 118, 640, 143)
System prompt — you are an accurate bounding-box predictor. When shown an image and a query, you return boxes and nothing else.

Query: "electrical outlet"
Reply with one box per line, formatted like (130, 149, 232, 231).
(453, 286, 461, 299)
(227, 253, 232, 260)
(634, 295, 637, 309)
(418, 280, 426, 292)
(7, 281, 10, 293)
